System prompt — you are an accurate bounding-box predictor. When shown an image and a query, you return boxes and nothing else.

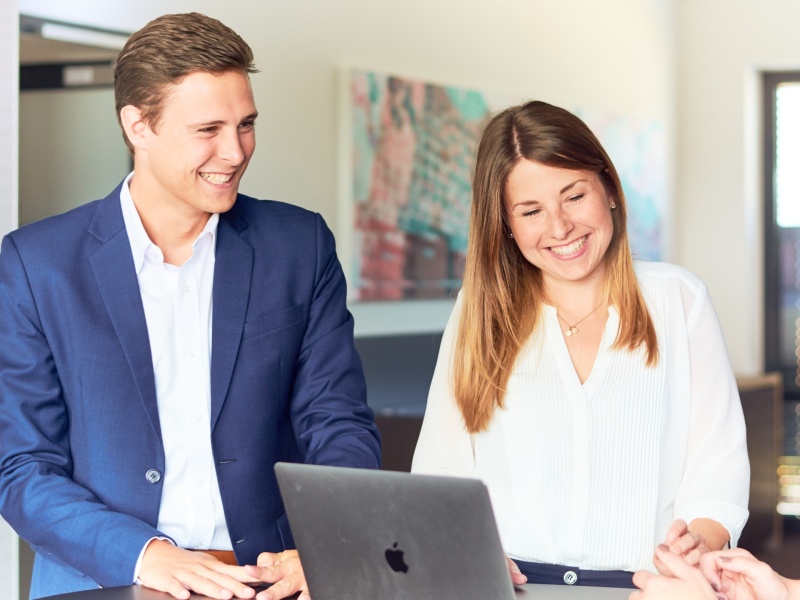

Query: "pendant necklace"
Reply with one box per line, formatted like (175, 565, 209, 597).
(555, 301, 604, 337)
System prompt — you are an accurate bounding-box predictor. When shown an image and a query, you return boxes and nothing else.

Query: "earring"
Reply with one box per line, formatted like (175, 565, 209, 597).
(609, 201, 616, 209)
(508, 232, 514, 239)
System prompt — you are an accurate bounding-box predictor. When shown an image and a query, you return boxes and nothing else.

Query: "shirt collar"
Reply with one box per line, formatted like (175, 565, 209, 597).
(119, 171, 220, 274)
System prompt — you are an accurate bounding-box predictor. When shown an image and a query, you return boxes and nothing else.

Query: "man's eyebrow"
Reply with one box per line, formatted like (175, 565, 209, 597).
(187, 112, 259, 128)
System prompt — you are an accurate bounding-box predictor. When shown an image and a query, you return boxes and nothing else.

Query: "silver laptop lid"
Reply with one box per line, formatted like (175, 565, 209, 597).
(274, 462, 516, 600)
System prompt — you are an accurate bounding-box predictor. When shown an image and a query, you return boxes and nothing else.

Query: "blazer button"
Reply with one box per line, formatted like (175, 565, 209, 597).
(145, 469, 162, 484)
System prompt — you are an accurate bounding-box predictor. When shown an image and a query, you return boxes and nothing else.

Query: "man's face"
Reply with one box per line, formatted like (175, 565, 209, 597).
(135, 69, 257, 217)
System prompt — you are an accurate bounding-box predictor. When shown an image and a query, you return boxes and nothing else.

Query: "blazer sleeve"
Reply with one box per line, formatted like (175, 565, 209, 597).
(0, 234, 159, 588)
(287, 214, 381, 469)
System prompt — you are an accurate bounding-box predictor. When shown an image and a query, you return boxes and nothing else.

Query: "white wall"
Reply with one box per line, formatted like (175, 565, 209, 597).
(18, 0, 676, 336)
(1, 0, 20, 594)
(676, 0, 800, 375)
(19, 88, 130, 225)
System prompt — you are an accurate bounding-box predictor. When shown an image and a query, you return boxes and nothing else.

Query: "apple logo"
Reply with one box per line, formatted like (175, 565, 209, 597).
(384, 542, 409, 573)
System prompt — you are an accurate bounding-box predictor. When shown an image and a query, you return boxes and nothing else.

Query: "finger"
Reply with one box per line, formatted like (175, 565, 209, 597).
(681, 546, 703, 567)
(180, 568, 255, 599)
(164, 580, 191, 600)
(668, 532, 702, 556)
(255, 577, 297, 600)
(654, 544, 698, 580)
(256, 552, 280, 567)
(245, 563, 280, 584)
(507, 557, 527, 585)
(665, 519, 689, 545)
(632, 569, 655, 590)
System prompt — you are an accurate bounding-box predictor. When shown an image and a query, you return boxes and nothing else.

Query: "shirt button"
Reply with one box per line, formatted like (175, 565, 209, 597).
(183, 284, 191, 294)
(196, 480, 205, 489)
(563, 570, 578, 585)
(145, 469, 161, 484)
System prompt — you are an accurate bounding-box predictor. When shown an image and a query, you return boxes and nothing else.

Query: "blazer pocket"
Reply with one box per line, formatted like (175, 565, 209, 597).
(242, 304, 303, 340)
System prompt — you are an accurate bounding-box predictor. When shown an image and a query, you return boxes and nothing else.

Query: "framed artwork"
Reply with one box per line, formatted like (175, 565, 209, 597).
(342, 69, 665, 303)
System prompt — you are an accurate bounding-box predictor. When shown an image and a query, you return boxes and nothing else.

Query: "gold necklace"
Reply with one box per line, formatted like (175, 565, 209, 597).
(555, 301, 604, 337)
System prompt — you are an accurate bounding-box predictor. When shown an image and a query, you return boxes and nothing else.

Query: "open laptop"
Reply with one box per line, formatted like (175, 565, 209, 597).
(274, 461, 524, 600)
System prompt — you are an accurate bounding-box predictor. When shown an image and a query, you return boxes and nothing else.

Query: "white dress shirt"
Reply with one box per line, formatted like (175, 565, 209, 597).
(120, 172, 231, 552)
(411, 261, 749, 573)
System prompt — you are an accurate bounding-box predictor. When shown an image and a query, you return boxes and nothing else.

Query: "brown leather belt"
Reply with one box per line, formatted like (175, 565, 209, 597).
(190, 549, 238, 565)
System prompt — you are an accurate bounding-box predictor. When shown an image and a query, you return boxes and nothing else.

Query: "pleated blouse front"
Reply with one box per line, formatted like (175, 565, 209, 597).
(411, 262, 750, 573)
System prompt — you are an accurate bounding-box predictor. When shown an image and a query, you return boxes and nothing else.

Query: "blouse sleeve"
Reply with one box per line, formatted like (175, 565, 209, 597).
(673, 278, 750, 546)
(411, 293, 475, 477)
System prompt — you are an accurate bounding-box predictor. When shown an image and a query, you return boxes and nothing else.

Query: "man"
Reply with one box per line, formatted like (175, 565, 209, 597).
(0, 12, 380, 600)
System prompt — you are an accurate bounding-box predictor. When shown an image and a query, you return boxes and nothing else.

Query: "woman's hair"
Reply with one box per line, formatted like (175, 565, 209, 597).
(114, 12, 258, 154)
(454, 100, 658, 433)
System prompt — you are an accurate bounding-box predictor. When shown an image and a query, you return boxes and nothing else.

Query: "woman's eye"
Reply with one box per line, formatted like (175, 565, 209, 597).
(522, 209, 541, 217)
(567, 194, 585, 203)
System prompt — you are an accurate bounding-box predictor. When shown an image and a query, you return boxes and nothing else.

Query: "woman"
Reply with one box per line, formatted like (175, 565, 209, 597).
(411, 100, 749, 588)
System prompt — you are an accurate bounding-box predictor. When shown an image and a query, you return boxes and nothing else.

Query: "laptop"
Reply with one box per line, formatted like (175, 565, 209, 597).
(274, 462, 524, 600)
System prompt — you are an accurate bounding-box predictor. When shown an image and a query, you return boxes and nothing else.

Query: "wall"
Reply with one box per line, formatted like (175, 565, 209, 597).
(676, 0, 800, 375)
(19, 88, 130, 225)
(17, 0, 677, 336)
(0, 0, 19, 595)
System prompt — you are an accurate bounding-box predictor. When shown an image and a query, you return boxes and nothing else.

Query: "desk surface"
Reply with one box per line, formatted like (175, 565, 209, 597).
(44, 583, 632, 599)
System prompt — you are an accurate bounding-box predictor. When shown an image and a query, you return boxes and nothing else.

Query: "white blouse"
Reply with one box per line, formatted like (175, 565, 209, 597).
(411, 261, 749, 573)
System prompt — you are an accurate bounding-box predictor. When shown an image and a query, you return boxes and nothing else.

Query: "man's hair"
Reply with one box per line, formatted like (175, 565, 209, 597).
(114, 12, 258, 153)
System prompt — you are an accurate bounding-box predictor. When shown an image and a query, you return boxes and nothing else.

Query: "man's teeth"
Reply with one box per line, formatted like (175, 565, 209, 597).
(550, 236, 587, 256)
(200, 173, 233, 184)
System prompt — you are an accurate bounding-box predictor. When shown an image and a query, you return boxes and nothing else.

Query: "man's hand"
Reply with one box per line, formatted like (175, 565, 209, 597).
(244, 549, 310, 600)
(138, 539, 261, 600)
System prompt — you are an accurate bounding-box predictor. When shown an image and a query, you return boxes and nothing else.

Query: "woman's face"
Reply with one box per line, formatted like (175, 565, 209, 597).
(504, 159, 615, 289)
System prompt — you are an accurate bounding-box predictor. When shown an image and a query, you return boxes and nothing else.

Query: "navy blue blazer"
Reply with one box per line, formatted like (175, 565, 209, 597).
(0, 182, 381, 598)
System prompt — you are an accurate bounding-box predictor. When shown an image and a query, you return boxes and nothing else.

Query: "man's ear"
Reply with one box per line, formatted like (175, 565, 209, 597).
(119, 105, 149, 149)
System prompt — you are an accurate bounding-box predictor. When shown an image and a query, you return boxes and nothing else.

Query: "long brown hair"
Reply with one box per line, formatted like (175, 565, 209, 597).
(454, 100, 658, 433)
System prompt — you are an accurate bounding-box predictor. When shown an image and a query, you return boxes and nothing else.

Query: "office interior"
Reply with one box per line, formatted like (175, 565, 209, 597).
(1, 0, 799, 598)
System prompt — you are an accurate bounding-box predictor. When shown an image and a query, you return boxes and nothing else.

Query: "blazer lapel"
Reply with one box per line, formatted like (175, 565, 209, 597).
(88, 190, 161, 442)
(210, 208, 253, 428)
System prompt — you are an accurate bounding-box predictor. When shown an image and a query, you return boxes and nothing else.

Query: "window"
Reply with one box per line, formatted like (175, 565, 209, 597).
(764, 72, 800, 404)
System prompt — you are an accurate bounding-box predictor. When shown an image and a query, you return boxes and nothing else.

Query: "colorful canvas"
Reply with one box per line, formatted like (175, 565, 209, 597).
(348, 69, 665, 301)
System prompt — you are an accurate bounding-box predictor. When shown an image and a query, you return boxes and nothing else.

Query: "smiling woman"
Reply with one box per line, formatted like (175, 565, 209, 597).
(411, 100, 749, 590)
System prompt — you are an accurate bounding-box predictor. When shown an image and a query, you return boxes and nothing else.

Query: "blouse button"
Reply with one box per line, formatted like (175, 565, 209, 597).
(563, 570, 578, 585)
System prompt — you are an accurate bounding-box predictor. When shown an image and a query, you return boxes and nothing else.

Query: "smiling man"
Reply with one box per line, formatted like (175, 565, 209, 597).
(0, 12, 380, 600)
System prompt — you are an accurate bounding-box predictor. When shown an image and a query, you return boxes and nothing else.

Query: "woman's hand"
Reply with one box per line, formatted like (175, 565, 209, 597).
(631, 545, 721, 600)
(700, 548, 798, 600)
(506, 556, 528, 586)
(656, 519, 710, 574)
